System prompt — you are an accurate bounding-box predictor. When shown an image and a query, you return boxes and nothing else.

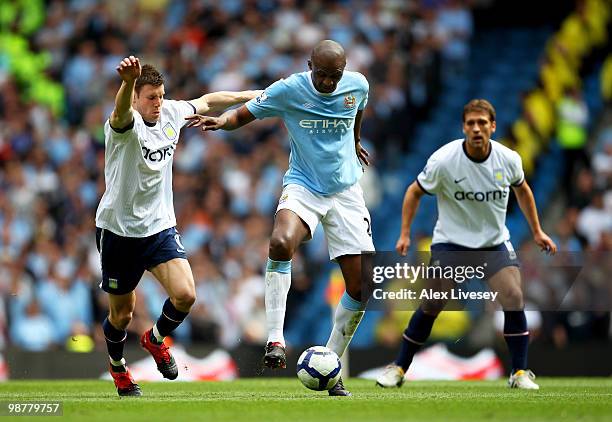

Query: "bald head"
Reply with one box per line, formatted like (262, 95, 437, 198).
(311, 40, 346, 63)
(308, 40, 346, 93)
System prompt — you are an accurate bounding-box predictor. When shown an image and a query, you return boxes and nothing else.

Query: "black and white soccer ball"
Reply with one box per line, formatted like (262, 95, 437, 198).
(296, 346, 341, 391)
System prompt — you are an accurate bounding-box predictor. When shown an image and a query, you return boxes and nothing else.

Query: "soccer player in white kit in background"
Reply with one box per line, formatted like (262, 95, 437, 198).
(95, 56, 261, 396)
(376, 99, 557, 390)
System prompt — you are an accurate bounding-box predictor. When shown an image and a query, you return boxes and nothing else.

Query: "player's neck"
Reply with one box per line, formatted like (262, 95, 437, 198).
(463, 140, 491, 163)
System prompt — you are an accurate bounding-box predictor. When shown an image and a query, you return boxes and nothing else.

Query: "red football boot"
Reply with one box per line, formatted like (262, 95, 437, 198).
(140, 329, 178, 380)
(110, 365, 142, 397)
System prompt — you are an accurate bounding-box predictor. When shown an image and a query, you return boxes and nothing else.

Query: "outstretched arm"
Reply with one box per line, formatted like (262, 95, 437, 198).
(189, 90, 263, 114)
(185, 104, 256, 131)
(396, 181, 426, 256)
(512, 181, 557, 254)
(110, 56, 141, 130)
(354, 109, 370, 166)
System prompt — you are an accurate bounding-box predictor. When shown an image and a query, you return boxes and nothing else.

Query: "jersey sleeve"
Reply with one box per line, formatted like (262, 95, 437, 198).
(358, 75, 369, 111)
(165, 100, 197, 128)
(416, 153, 444, 195)
(105, 118, 138, 144)
(509, 151, 525, 186)
(107, 118, 134, 135)
(245, 79, 286, 119)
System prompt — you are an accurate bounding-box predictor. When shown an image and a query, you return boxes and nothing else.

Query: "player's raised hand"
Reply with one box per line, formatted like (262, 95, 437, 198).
(184, 115, 226, 131)
(356, 141, 370, 166)
(396, 233, 411, 256)
(534, 230, 557, 255)
(116, 56, 141, 82)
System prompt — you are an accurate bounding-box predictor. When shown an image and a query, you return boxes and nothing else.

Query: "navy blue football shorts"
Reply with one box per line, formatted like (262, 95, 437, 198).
(95, 227, 187, 295)
(429, 241, 520, 283)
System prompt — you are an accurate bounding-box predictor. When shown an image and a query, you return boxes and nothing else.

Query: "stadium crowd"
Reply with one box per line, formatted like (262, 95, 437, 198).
(0, 0, 475, 351)
(1, 0, 610, 354)
(507, 0, 612, 348)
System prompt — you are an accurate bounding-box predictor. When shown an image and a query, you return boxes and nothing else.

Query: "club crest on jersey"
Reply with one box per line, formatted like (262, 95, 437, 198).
(255, 92, 268, 104)
(279, 193, 289, 204)
(492, 168, 504, 185)
(344, 93, 356, 109)
(163, 123, 177, 140)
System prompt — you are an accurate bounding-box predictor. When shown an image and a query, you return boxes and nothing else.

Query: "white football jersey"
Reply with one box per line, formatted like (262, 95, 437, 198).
(417, 139, 525, 248)
(95, 100, 195, 237)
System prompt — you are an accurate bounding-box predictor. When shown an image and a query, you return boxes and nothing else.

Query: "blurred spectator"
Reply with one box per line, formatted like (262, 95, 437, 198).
(557, 87, 590, 194)
(36, 258, 93, 344)
(592, 130, 612, 185)
(10, 298, 55, 351)
(435, 0, 473, 80)
(568, 168, 595, 210)
(602, 54, 612, 103)
(576, 189, 612, 248)
(552, 217, 583, 252)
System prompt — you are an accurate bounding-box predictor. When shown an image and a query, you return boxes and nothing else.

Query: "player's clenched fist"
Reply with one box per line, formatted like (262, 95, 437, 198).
(395, 233, 411, 256)
(116, 56, 141, 82)
(533, 230, 557, 255)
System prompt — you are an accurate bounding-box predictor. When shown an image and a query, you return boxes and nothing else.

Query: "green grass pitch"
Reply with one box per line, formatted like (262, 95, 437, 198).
(1, 378, 611, 421)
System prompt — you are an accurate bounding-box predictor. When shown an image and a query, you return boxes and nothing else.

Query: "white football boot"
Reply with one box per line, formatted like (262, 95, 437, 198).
(508, 369, 540, 390)
(375, 364, 405, 388)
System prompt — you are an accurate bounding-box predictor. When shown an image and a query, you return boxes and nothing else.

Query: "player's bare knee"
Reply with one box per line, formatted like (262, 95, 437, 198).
(172, 290, 196, 312)
(109, 312, 133, 330)
(269, 234, 294, 259)
(502, 288, 524, 310)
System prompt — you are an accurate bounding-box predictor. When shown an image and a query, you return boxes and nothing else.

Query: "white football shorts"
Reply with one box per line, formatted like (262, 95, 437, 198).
(276, 183, 375, 260)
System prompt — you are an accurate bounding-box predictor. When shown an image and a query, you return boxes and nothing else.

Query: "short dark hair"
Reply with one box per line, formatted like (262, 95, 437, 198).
(135, 64, 164, 93)
(463, 99, 496, 122)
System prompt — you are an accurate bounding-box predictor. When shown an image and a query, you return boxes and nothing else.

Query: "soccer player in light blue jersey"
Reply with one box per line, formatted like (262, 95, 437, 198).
(186, 40, 374, 396)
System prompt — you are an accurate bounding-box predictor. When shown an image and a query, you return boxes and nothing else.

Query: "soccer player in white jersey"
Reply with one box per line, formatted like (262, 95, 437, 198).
(376, 99, 557, 390)
(96, 56, 261, 396)
(186, 40, 374, 396)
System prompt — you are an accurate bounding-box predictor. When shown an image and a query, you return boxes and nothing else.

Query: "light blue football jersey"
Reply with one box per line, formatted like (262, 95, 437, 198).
(246, 70, 369, 195)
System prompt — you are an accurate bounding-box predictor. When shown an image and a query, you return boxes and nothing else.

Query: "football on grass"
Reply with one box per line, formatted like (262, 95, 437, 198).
(296, 346, 341, 391)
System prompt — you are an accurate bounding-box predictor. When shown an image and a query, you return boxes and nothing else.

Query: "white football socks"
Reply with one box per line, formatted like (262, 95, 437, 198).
(152, 324, 164, 343)
(326, 292, 365, 358)
(265, 259, 292, 346)
(110, 357, 126, 367)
